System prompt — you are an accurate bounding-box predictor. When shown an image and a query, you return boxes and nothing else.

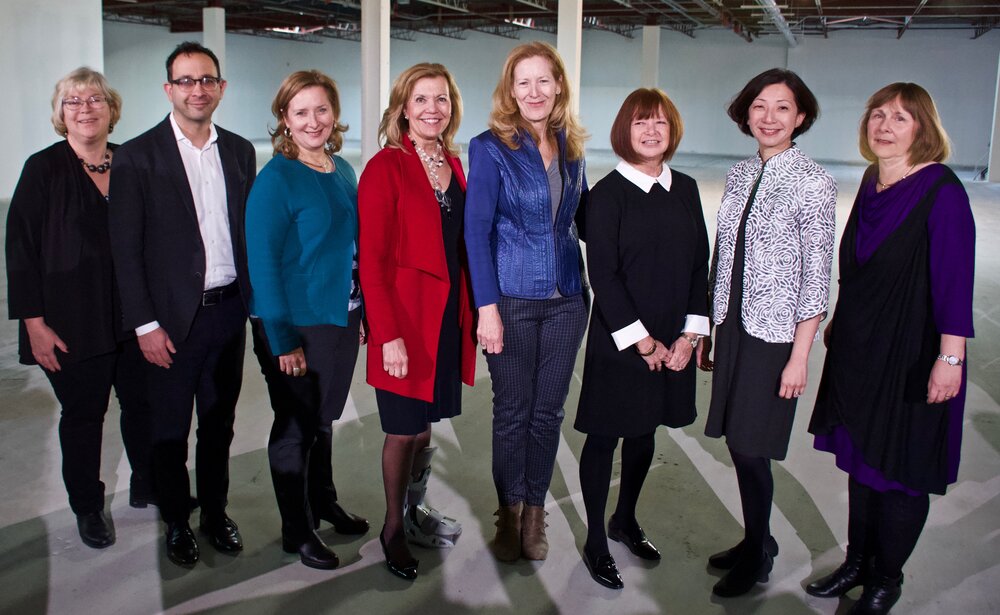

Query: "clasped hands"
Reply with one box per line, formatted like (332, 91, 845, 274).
(636, 335, 693, 372)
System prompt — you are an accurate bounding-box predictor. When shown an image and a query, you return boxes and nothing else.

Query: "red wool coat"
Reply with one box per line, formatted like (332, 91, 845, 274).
(358, 138, 476, 402)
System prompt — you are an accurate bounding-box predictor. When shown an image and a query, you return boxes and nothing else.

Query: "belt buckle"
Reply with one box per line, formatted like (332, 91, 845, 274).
(202, 289, 222, 306)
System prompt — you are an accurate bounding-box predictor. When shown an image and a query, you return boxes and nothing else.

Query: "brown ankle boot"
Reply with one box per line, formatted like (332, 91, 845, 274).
(491, 502, 523, 562)
(521, 505, 549, 560)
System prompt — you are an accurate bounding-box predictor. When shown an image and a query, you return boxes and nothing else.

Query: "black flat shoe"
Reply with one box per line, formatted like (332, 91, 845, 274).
(316, 502, 370, 535)
(806, 550, 867, 598)
(77, 511, 115, 549)
(283, 530, 340, 570)
(708, 535, 779, 569)
(166, 521, 199, 566)
(583, 548, 624, 589)
(712, 551, 773, 598)
(380, 529, 418, 581)
(608, 517, 660, 561)
(849, 573, 902, 614)
(199, 513, 243, 553)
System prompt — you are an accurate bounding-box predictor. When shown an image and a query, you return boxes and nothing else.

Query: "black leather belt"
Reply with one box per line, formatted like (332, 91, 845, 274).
(202, 281, 239, 306)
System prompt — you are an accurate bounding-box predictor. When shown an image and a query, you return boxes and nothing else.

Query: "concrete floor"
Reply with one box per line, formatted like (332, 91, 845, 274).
(0, 149, 997, 615)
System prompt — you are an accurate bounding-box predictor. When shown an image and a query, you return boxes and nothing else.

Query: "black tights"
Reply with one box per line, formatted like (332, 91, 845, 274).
(579, 432, 655, 555)
(847, 477, 929, 578)
(730, 447, 773, 561)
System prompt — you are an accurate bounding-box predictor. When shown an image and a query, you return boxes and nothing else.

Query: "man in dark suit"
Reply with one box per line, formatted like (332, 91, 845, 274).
(108, 42, 256, 567)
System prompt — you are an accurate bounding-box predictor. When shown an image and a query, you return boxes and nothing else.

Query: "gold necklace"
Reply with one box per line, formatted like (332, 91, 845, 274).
(300, 155, 331, 172)
(877, 164, 916, 191)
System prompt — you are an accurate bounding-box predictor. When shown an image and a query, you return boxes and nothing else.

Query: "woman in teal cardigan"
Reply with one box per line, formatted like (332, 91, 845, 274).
(246, 70, 368, 570)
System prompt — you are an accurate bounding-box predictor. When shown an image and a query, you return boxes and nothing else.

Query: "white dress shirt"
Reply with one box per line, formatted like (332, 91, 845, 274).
(609, 160, 711, 351)
(135, 114, 236, 336)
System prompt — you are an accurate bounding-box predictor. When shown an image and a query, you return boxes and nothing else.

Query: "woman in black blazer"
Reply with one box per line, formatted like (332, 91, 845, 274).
(6, 67, 150, 549)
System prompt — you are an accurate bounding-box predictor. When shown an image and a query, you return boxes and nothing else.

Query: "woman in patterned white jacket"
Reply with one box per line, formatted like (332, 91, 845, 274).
(698, 68, 837, 598)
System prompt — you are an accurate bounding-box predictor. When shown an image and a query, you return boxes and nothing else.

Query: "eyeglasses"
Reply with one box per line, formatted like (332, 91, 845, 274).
(62, 95, 107, 110)
(168, 76, 222, 92)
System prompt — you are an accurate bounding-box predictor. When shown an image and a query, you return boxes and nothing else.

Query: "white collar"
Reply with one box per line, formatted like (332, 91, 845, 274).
(616, 160, 672, 193)
(169, 112, 218, 150)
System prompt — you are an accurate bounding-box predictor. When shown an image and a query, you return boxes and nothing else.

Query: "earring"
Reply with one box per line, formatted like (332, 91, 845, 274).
(108, 123, 114, 134)
(284, 127, 291, 137)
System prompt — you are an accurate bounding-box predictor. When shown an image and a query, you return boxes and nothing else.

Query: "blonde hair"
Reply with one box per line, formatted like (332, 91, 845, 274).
(859, 82, 951, 164)
(378, 63, 463, 155)
(270, 70, 348, 159)
(488, 41, 587, 160)
(50, 67, 122, 137)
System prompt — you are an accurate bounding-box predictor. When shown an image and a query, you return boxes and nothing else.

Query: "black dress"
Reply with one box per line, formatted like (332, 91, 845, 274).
(375, 179, 465, 435)
(704, 171, 797, 460)
(574, 169, 709, 437)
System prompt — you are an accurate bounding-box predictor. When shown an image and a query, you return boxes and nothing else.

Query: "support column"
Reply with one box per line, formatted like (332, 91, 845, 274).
(203, 7, 227, 76)
(361, 0, 391, 166)
(2, 0, 103, 199)
(989, 51, 1000, 182)
(640, 25, 660, 88)
(557, 0, 583, 114)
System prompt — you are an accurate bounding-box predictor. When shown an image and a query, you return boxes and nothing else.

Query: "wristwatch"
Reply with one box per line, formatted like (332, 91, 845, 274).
(683, 334, 701, 349)
(936, 354, 964, 366)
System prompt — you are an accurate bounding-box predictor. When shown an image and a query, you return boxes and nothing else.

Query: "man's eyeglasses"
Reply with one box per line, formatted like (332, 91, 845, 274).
(62, 96, 107, 110)
(168, 76, 222, 92)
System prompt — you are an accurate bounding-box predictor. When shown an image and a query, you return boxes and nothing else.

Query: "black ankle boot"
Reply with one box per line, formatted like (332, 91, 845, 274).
(806, 549, 867, 598)
(708, 535, 779, 569)
(850, 572, 903, 614)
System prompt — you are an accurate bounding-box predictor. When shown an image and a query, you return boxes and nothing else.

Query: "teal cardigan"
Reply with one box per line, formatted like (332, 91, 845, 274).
(246, 153, 358, 355)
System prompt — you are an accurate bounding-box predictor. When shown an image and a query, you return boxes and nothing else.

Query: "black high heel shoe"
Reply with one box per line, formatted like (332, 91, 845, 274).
(806, 550, 867, 598)
(712, 550, 774, 597)
(708, 535, 779, 569)
(379, 528, 418, 581)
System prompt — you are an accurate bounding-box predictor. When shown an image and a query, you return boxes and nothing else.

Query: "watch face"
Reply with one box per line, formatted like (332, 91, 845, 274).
(948, 356, 960, 366)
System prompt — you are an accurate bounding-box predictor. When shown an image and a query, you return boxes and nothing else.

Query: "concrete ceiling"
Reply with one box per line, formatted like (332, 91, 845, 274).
(102, 0, 1000, 43)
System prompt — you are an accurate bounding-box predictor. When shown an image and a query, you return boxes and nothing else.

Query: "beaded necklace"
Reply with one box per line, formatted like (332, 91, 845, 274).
(79, 150, 112, 174)
(411, 138, 451, 217)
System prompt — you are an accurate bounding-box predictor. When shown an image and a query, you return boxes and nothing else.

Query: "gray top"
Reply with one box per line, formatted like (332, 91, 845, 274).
(546, 157, 563, 299)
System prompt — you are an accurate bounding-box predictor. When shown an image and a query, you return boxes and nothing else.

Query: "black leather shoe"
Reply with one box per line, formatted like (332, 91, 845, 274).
(583, 548, 624, 589)
(316, 502, 369, 535)
(165, 522, 199, 566)
(712, 551, 773, 598)
(130, 492, 199, 512)
(806, 550, 867, 598)
(77, 511, 115, 549)
(850, 573, 902, 614)
(708, 535, 779, 569)
(283, 530, 340, 570)
(380, 528, 418, 581)
(199, 513, 243, 553)
(608, 517, 660, 561)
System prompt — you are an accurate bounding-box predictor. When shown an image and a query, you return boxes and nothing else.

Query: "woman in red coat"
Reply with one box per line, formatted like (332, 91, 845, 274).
(358, 63, 476, 581)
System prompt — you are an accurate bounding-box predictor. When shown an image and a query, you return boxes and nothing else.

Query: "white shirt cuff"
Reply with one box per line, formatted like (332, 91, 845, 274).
(135, 321, 161, 336)
(683, 315, 711, 337)
(611, 319, 649, 351)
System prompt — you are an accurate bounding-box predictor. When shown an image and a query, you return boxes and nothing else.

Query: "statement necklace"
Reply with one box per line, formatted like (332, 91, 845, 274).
(79, 150, 112, 174)
(877, 164, 916, 191)
(411, 138, 451, 217)
(300, 155, 332, 173)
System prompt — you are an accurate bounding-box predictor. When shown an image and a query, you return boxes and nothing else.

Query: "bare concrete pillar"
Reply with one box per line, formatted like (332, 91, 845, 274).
(641, 25, 660, 88)
(557, 0, 583, 114)
(361, 0, 391, 166)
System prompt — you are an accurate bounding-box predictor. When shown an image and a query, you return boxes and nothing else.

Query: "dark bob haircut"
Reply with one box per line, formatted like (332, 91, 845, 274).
(610, 88, 684, 165)
(727, 68, 819, 139)
(166, 41, 222, 81)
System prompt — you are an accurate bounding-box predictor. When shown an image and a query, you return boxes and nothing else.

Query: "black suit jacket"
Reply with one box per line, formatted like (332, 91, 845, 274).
(108, 116, 256, 342)
(6, 140, 130, 365)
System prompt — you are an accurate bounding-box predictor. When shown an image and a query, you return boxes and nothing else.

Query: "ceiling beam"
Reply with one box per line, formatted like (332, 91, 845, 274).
(756, 0, 797, 46)
(897, 0, 928, 38)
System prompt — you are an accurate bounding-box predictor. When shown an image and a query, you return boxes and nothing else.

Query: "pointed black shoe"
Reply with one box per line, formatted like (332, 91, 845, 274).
(583, 548, 624, 589)
(806, 550, 867, 598)
(77, 511, 115, 549)
(165, 522, 199, 566)
(283, 530, 340, 570)
(199, 512, 243, 553)
(608, 517, 660, 561)
(712, 551, 773, 598)
(850, 573, 902, 614)
(708, 535, 779, 569)
(379, 529, 418, 581)
(315, 502, 370, 535)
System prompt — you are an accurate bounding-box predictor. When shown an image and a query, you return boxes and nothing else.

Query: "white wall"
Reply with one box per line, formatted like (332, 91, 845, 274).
(1, 0, 104, 197)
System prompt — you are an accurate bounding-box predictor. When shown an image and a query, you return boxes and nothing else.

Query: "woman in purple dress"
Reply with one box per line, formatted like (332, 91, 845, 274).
(807, 83, 975, 615)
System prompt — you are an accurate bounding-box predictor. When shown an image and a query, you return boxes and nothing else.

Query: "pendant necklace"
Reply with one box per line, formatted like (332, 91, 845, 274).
(411, 138, 451, 217)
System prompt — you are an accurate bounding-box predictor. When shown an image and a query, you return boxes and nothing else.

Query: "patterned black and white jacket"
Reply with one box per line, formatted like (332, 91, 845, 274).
(709, 145, 837, 343)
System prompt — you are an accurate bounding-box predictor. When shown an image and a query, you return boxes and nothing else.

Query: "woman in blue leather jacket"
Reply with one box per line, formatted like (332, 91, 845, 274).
(465, 40, 588, 563)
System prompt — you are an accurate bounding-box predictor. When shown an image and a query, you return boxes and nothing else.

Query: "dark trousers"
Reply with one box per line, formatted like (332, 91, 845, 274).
(45, 339, 151, 515)
(486, 295, 587, 506)
(250, 310, 360, 543)
(148, 294, 247, 524)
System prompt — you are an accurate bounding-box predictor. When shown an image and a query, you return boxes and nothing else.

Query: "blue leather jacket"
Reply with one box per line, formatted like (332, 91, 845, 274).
(465, 128, 587, 308)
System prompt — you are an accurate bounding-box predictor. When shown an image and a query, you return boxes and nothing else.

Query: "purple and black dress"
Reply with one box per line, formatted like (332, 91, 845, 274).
(809, 163, 975, 495)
